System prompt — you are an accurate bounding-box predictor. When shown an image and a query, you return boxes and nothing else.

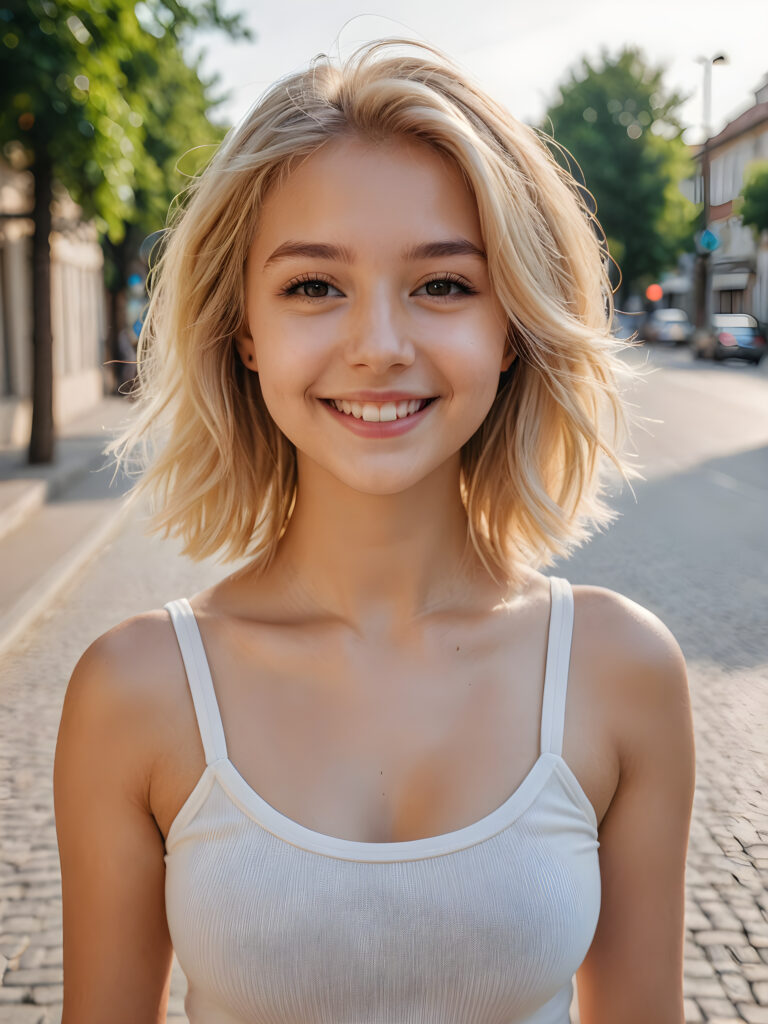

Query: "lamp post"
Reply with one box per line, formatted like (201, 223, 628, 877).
(693, 54, 727, 330)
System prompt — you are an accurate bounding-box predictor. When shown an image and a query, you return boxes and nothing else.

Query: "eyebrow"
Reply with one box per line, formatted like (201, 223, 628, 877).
(403, 239, 487, 262)
(263, 242, 353, 268)
(262, 237, 486, 269)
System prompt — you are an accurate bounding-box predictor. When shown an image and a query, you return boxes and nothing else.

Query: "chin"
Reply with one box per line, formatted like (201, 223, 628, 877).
(299, 455, 445, 497)
(337, 471, 435, 497)
(293, 443, 463, 496)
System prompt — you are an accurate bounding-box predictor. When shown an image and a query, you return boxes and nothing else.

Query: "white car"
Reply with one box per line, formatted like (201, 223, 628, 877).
(643, 308, 694, 345)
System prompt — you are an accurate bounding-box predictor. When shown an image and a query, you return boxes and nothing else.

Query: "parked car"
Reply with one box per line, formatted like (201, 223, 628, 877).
(642, 307, 694, 345)
(691, 313, 766, 364)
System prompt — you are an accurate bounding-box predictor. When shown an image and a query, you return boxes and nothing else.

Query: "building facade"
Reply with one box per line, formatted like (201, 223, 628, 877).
(0, 158, 106, 447)
(697, 76, 768, 324)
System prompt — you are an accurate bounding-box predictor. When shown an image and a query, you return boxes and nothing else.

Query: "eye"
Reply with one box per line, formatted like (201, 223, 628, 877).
(281, 275, 344, 300)
(414, 274, 477, 299)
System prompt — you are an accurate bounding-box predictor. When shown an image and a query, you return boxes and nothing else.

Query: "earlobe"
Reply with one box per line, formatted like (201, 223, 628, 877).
(234, 329, 258, 372)
(500, 325, 519, 373)
(501, 342, 517, 373)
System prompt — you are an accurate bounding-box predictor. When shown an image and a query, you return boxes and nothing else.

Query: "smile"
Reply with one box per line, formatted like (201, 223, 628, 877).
(324, 398, 436, 422)
(320, 396, 438, 437)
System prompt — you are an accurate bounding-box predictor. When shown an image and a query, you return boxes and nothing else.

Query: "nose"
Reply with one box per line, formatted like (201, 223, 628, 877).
(341, 284, 416, 371)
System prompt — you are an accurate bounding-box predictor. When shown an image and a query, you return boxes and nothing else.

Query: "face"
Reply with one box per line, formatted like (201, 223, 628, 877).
(237, 133, 514, 496)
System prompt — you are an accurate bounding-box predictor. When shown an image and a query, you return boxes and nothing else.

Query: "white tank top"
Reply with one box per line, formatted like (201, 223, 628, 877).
(163, 576, 600, 1024)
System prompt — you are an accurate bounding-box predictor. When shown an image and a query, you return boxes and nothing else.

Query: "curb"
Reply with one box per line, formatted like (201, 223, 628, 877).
(0, 396, 134, 546)
(0, 495, 132, 663)
(0, 448, 117, 547)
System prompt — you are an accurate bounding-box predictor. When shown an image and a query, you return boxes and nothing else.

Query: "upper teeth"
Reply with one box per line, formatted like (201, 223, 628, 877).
(330, 399, 429, 422)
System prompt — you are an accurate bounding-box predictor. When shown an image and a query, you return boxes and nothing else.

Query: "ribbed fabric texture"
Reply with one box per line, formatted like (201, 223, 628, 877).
(163, 576, 601, 1024)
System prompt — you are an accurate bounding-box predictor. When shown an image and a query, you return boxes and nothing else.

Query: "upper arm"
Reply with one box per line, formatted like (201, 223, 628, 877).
(575, 591, 696, 1024)
(54, 621, 174, 1024)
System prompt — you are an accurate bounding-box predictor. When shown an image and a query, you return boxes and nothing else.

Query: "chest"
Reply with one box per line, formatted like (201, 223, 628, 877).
(163, 782, 600, 1023)
(150, 610, 617, 846)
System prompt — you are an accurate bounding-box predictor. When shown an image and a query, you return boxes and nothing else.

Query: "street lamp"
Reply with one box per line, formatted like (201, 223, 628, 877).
(693, 54, 728, 329)
(698, 54, 728, 135)
(697, 54, 728, 224)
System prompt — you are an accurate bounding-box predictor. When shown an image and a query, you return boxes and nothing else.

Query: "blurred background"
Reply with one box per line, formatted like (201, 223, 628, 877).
(0, 3, 767, 1023)
(2, 0, 768, 458)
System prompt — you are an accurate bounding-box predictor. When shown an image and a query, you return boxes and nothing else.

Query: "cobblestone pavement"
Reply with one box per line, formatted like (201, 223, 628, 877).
(0, 517, 224, 1024)
(0, 348, 767, 1022)
(562, 351, 768, 1023)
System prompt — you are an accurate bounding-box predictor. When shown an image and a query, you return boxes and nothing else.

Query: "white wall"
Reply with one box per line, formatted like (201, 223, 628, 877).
(710, 127, 768, 206)
(0, 161, 106, 445)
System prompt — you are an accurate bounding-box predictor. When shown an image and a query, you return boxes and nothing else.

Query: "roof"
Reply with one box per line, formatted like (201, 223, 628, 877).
(700, 100, 768, 156)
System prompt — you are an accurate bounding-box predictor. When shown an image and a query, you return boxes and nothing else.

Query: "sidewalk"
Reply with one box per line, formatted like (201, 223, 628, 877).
(0, 398, 136, 660)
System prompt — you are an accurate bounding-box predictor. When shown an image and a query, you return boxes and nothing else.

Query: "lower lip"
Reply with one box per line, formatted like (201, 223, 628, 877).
(321, 399, 437, 437)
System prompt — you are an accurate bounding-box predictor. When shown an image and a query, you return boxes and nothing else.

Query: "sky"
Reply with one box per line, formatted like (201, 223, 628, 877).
(189, 0, 767, 144)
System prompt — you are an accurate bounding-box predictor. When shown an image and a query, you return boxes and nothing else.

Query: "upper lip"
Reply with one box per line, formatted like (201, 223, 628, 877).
(321, 391, 436, 402)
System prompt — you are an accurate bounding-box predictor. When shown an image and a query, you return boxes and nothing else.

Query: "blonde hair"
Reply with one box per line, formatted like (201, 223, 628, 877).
(110, 38, 640, 586)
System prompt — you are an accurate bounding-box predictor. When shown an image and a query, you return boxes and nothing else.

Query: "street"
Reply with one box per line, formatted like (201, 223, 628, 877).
(561, 346, 768, 1021)
(0, 343, 767, 1023)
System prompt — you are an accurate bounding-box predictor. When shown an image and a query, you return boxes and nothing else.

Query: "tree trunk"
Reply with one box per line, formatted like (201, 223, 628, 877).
(103, 238, 129, 395)
(106, 285, 119, 395)
(28, 152, 54, 464)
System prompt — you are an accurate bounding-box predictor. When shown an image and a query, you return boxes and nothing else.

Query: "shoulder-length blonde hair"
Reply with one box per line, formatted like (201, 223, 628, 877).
(111, 38, 639, 586)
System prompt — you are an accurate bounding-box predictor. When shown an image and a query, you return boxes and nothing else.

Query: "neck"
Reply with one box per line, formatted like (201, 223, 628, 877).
(264, 453, 496, 638)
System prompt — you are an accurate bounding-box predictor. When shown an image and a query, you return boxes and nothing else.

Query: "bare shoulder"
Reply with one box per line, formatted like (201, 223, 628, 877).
(570, 584, 692, 769)
(571, 584, 686, 672)
(55, 611, 185, 1022)
(570, 586, 696, 1017)
(61, 610, 186, 797)
(68, 609, 183, 710)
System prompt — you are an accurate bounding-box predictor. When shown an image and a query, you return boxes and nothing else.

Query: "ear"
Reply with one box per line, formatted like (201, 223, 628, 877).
(234, 323, 258, 372)
(500, 336, 517, 373)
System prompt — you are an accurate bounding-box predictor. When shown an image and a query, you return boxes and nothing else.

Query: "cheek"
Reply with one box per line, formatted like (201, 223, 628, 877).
(256, 379, 305, 452)
(443, 321, 507, 391)
(257, 360, 303, 413)
(253, 344, 322, 440)
(253, 306, 331, 376)
(445, 325, 507, 427)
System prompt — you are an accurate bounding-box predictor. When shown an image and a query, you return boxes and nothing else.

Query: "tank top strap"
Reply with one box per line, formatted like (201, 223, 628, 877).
(164, 598, 228, 766)
(539, 576, 574, 758)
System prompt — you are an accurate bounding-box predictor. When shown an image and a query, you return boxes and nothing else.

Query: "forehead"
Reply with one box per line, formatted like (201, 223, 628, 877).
(251, 134, 483, 262)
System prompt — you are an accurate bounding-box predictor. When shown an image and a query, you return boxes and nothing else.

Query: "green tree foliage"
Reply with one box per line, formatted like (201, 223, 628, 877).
(740, 162, 768, 235)
(541, 48, 697, 299)
(1, 0, 244, 238)
(0, 0, 250, 461)
(97, 23, 233, 383)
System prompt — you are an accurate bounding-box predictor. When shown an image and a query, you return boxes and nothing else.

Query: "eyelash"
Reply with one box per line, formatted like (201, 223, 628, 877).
(279, 273, 341, 299)
(279, 272, 478, 300)
(419, 273, 478, 298)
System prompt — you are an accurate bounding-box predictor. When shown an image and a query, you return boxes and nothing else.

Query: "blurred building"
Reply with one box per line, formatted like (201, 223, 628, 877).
(695, 74, 768, 323)
(0, 158, 106, 446)
(659, 253, 695, 317)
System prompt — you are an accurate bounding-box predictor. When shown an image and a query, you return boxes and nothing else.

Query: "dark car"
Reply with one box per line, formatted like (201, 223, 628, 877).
(642, 307, 694, 345)
(691, 313, 766, 364)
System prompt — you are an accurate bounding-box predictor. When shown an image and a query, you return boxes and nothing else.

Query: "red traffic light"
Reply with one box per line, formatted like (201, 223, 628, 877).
(645, 283, 663, 302)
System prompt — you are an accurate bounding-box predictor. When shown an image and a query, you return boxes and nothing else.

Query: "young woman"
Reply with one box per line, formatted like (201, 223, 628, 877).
(54, 40, 695, 1024)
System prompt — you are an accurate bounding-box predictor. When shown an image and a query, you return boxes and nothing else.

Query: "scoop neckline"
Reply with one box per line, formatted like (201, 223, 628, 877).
(162, 577, 598, 862)
(207, 751, 567, 861)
